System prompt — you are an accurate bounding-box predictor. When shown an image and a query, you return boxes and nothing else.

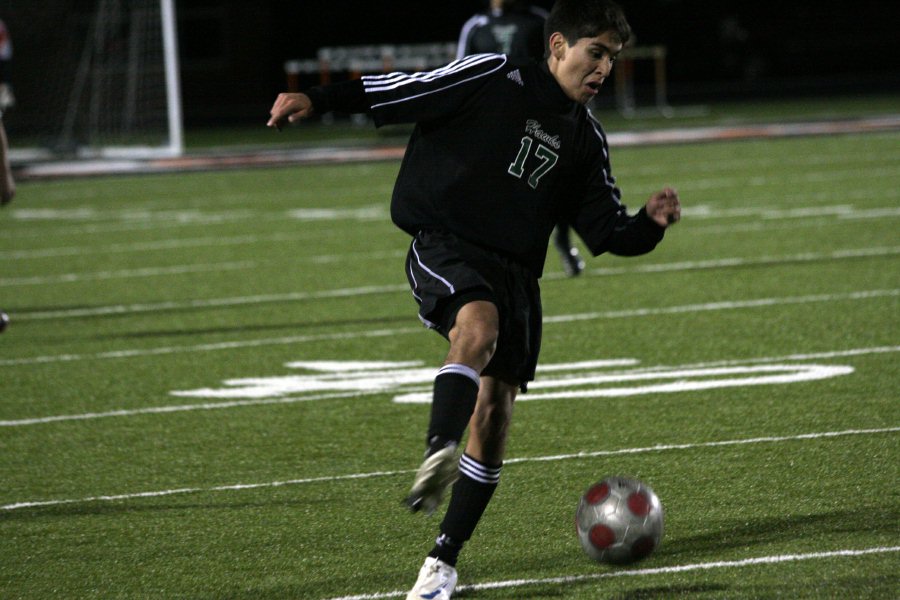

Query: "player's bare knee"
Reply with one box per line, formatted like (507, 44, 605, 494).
(448, 315, 499, 370)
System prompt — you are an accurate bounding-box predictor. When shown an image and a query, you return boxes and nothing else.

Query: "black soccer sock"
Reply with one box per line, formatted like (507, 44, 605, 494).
(426, 364, 480, 454)
(429, 453, 502, 566)
(429, 533, 464, 567)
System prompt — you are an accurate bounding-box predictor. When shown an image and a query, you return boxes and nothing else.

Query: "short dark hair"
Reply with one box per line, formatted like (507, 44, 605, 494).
(544, 0, 632, 53)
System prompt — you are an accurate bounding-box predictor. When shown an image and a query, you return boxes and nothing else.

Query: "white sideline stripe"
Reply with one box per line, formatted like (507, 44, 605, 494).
(624, 151, 898, 177)
(503, 426, 900, 465)
(0, 261, 256, 286)
(543, 289, 899, 324)
(12, 244, 900, 319)
(674, 165, 899, 193)
(3, 291, 897, 367)
(14, 284, 407, 320)
(2, 345, 897, 426)
(689, 217, 900, 237)
(325, 547, 900, 600)
(2, 427, 896, 511)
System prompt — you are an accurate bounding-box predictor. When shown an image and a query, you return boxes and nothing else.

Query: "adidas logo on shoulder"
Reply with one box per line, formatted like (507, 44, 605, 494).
(507, 69, 524, 87)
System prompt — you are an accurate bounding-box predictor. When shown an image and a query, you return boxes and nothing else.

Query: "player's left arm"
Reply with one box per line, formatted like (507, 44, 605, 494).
(604, 188, 679, 256)
(644, 187, 681, 227)
(572, 123, 680, 256)
(573, 187, 681, 258)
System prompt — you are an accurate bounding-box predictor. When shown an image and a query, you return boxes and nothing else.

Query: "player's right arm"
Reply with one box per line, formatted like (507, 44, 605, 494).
(268, 54, 507, 130)
(267, 92, 313, 130)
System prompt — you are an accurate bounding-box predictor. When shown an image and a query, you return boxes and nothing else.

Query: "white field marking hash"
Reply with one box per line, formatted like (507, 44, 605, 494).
(389, 363, 855, 405)
(176, 359, 838, 402)
(323, 546, 900, 600)
(2, 290, 897, 368)
(1, 346, 896, 426)
(285, 205, 387, 221)
(2, 426, 897, 511)
(567, 247, 900, 281)
(11, 243, 900, 318)
(8, 207, 257, 224)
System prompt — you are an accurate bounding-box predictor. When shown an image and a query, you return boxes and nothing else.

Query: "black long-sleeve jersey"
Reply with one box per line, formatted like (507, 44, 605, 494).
(306, 53, 665, 277)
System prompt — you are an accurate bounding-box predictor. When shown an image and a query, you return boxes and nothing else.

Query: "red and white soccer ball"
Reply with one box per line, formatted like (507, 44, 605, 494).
(575, 476, 664, 565)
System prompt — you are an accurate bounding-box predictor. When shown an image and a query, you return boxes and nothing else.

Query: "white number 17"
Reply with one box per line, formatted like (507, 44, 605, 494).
(508, 136, 559, 189)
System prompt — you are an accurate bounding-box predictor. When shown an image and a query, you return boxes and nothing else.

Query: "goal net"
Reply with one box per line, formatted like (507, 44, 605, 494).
(36, 0, 183, 159)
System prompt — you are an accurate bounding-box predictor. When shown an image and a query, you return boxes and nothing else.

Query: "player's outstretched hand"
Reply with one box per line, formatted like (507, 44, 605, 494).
(645, 187, 681, 228)
(267, 93, 314, 130)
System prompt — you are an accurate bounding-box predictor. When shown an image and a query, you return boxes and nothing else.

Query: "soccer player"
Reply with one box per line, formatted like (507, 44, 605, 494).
(457, 0, 587, 276)
(0, 17, 15, 206)
(456, 0, 548, 63)
(267, 1, 680, 597)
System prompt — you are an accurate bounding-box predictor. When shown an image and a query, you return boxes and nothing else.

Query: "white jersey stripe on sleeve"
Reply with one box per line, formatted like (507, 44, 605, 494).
(362, 54, 506, 98)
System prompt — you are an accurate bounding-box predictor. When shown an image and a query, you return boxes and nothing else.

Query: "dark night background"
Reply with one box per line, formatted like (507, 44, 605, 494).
(2, 0, 899, 133)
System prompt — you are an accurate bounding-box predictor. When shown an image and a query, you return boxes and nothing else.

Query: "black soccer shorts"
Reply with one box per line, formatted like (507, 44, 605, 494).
(404, 229, 542, 389)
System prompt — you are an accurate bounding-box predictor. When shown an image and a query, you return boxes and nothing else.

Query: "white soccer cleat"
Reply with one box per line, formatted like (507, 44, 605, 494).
(406, 556, 458, 600)
(405, 444, 458, 515)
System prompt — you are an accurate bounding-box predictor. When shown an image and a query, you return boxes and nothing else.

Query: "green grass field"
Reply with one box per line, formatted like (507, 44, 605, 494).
(1, 124, 899, 598)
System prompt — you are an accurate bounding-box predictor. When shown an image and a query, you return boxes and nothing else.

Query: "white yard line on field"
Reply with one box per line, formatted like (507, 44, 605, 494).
(0, 261, 257, 286)
(323, 547, 900, 600)
(11, 246, 900, 318)
(0, 231, 321, 260)
(2, 291, 897, 368)
(3, 241, 895, 289)
(0, 327, 418, 367)
(6, 195, 898, 246)
(1, 346, 897, 426)
(2, 426, 897, 511)
(0, 389, 369, 426)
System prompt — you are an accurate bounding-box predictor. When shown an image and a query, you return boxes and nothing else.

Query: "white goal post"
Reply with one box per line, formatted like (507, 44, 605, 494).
(45, 0, 184, 159)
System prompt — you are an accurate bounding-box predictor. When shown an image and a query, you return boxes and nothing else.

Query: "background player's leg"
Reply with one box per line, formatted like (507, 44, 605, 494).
(553, 223, 585, 276)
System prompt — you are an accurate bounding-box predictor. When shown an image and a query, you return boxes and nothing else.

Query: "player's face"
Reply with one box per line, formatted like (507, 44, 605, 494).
(550, 31, 623, 104)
